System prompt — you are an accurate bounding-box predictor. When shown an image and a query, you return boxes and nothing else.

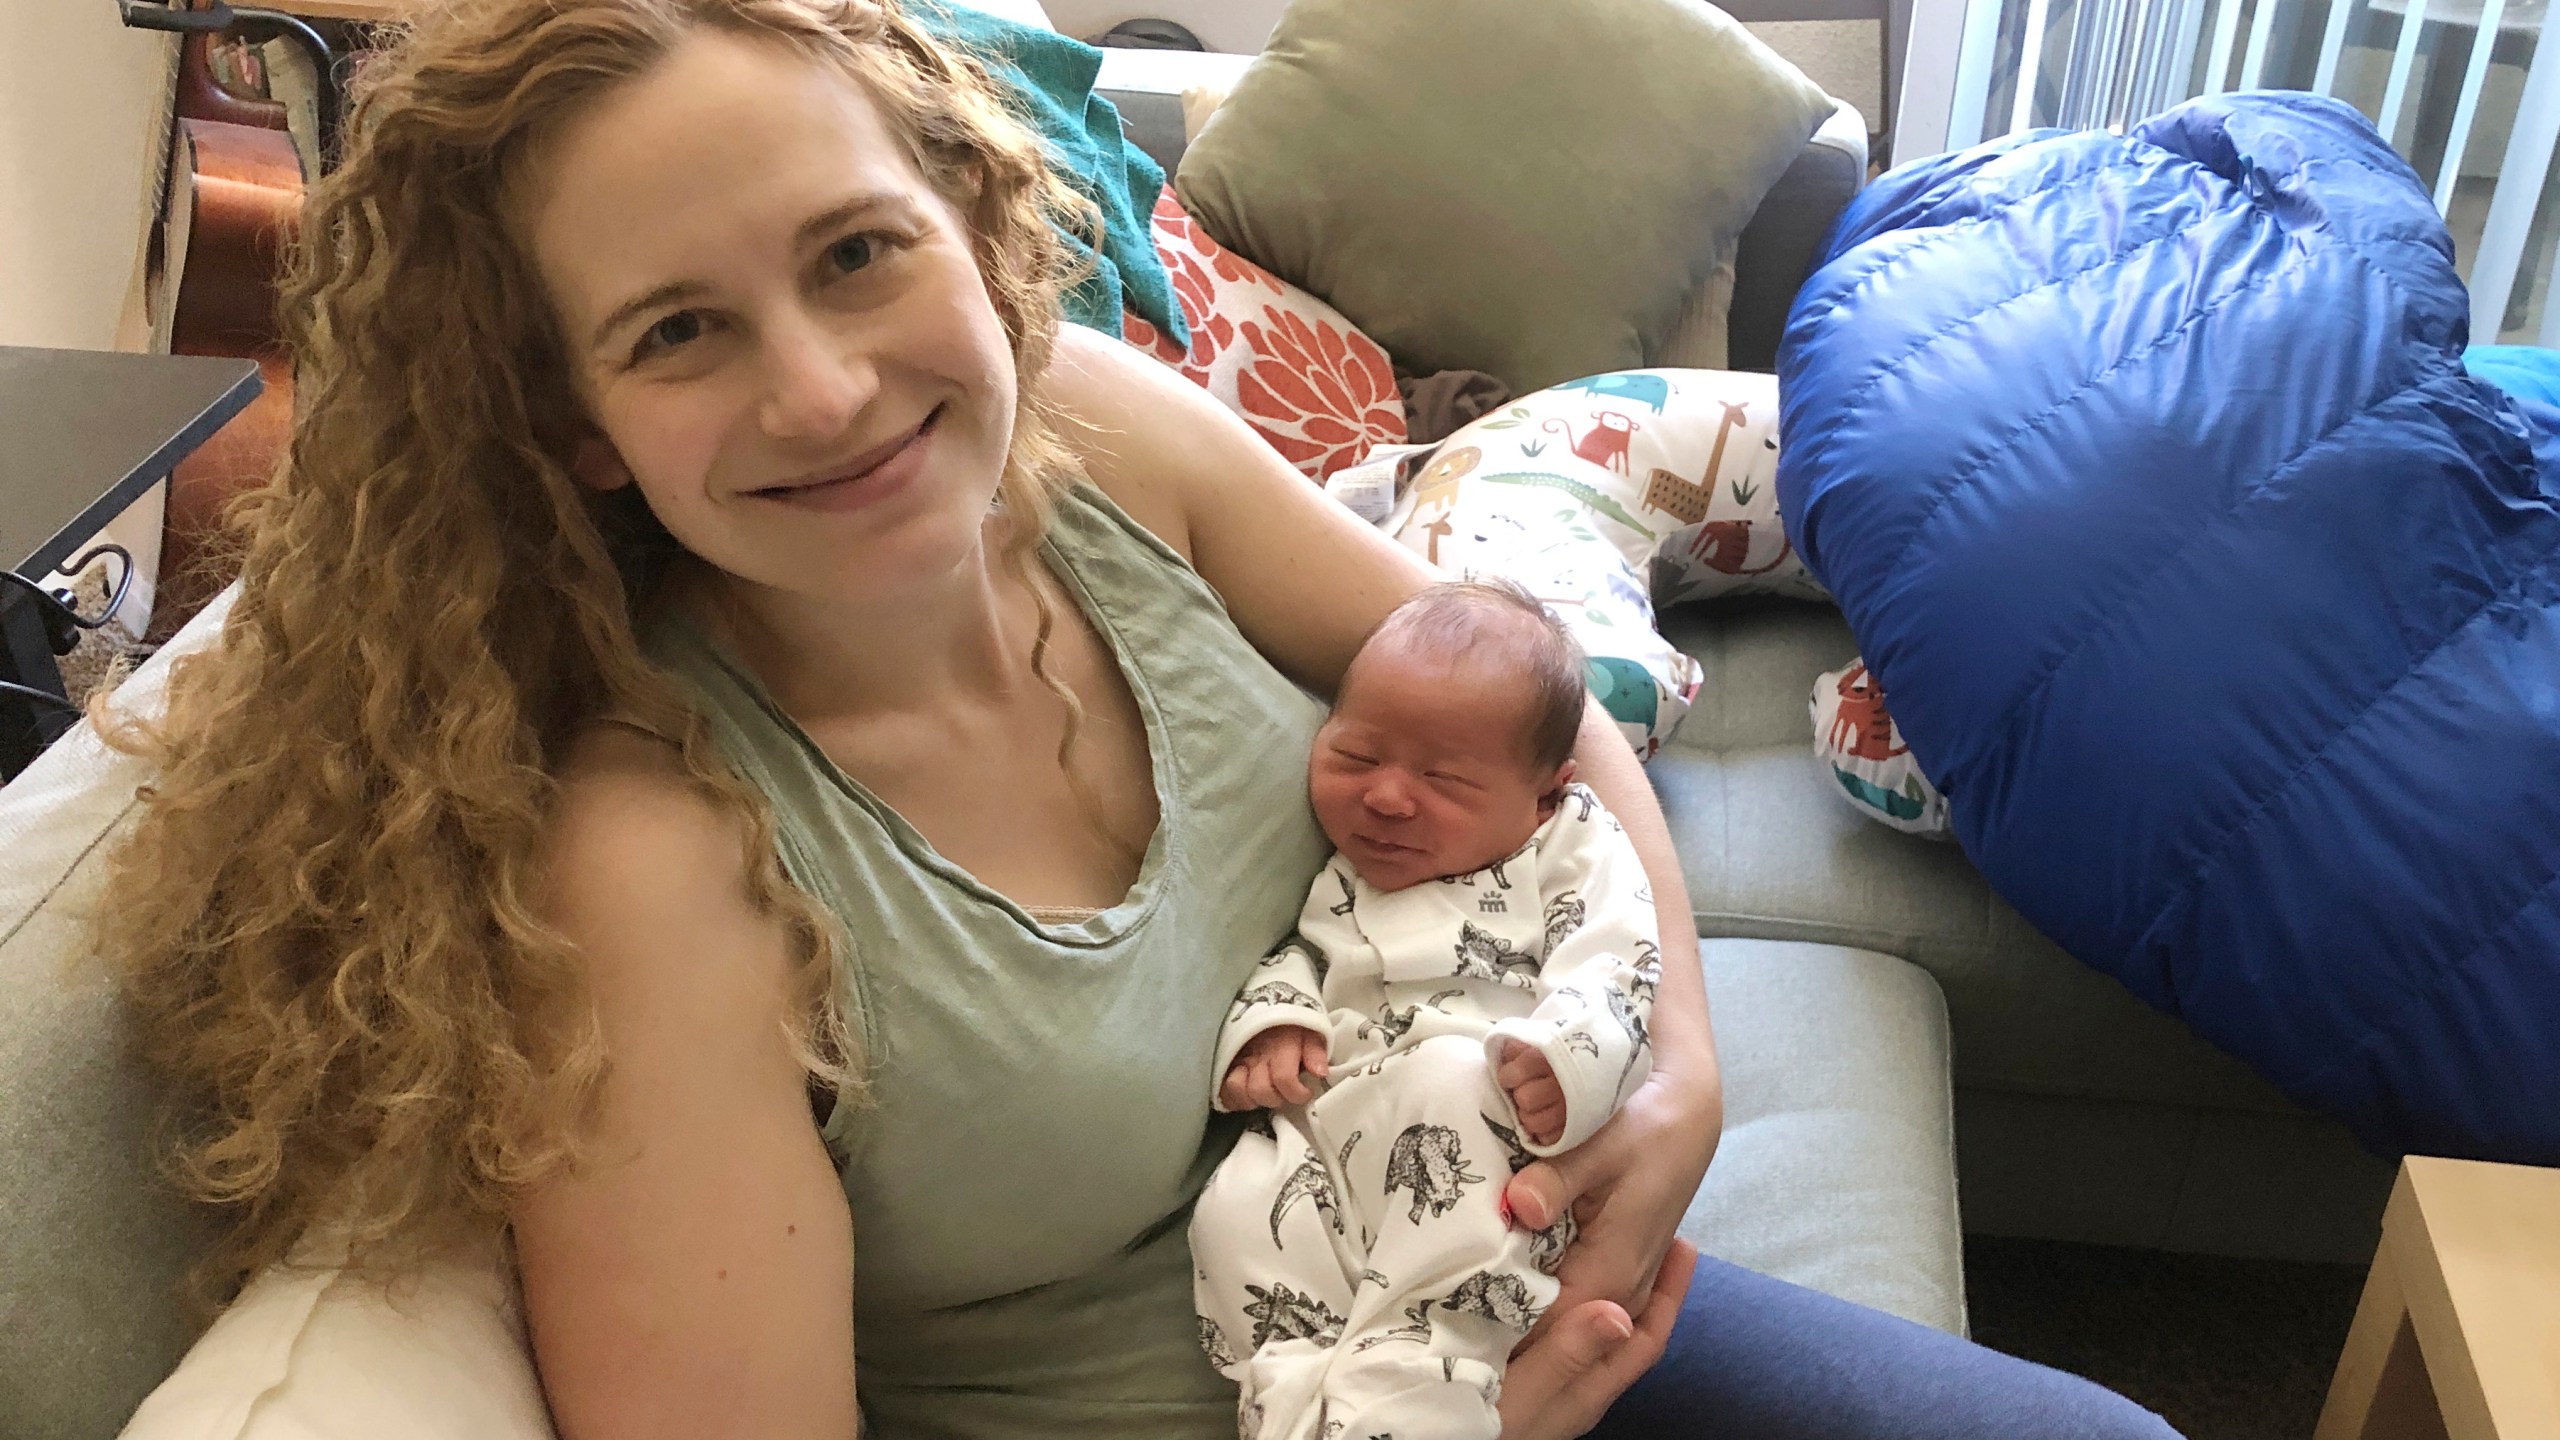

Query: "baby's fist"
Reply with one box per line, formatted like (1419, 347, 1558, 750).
(1496, 1040, 1567, 1147)
(1221, 1025, 1330, 1112)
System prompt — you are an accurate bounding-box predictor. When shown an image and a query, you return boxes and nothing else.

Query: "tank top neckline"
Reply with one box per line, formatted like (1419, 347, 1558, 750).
(664, 486, 1183, 950)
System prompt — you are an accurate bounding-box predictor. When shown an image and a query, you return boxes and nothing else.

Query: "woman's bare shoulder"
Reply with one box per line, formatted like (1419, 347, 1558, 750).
(546, 721, 783, 981)
(1036, 323, 1222, 561)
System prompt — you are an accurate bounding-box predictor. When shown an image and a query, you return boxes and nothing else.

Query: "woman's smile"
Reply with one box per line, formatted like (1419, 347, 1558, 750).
(746, 403, 942, 511)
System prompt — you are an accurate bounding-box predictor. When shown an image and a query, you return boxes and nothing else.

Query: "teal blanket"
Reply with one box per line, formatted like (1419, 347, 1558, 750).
(913, 3, 1187, 344)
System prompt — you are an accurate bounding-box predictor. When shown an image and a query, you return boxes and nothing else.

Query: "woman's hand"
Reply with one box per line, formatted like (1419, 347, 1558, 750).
(1497, 1240, 1697, 1438)
(1505, 1062, 1720, 1330)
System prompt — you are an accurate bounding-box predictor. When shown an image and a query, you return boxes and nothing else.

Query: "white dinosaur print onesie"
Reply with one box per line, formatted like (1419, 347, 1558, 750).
(1190, 783, 1660, 1440)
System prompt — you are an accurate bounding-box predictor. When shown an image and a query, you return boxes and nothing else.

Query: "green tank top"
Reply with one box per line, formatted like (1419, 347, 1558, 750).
(643, 484, 1329, 1439)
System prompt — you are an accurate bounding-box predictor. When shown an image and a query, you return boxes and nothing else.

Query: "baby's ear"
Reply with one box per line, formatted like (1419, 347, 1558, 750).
(1535, 760, 1578, 818)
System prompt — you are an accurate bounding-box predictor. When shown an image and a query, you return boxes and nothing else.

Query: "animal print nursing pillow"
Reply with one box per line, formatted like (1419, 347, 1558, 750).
(1325, 368, 1823, 758)
(1811, 658, 1950, 837)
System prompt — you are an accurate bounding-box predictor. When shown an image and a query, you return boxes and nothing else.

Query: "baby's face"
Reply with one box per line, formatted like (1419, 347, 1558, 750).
(1310, 643, 1566, 892)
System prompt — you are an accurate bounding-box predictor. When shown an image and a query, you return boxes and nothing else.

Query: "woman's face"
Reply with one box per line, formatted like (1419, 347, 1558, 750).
(522, 29, 1018, 604)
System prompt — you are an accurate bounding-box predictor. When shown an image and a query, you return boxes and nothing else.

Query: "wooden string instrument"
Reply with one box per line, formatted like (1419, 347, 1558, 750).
(124, 0, 341, 635)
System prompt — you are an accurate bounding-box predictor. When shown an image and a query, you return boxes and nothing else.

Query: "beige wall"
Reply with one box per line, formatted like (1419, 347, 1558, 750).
(2, 1, 180, 627)
(1, 0, 178, 351)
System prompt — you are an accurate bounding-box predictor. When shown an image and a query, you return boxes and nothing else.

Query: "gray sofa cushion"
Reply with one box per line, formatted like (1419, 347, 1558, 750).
(1, 610, 225, 1440)
(1681, 938, 1964, 1336)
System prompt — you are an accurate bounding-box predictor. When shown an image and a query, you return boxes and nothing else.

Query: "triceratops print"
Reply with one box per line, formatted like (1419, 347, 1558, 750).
(1270, 1157, 1347, 1247)
(1231, 980, 1324, 1021)
(1438, 1270, 1548, 1331)
(1385, 1123, 1484, 1223)
(1543, 892, 1586, 955)
(1198, 1316, 1239, 1370)
(1454, 923, 1538, 988)
(1242, 1282, 1347, 1349)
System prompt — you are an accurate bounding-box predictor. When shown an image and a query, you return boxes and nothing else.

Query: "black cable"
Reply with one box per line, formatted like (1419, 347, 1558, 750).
(0, 544, 136, 634)
(0, 680, 83, 717)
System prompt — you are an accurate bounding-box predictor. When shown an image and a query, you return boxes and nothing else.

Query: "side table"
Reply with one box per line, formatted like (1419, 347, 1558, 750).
(2315, 1154, 2560, 1440)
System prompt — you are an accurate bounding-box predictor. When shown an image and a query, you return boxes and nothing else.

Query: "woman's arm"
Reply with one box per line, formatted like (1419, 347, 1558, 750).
(515, 727, 859, 1440)
(1509, 703, 1722, 1293)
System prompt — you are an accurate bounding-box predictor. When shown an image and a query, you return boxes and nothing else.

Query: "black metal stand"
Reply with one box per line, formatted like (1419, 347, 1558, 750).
(117, 0, 346, 171)
(0, 588, 79, 777)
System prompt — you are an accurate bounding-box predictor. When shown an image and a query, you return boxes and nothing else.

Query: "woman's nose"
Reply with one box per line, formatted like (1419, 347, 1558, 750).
(757, 313, 878, 443)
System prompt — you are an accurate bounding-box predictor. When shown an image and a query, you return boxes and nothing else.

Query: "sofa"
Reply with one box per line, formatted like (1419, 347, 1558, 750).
(1108, 29, 2397, 1268)
(0, 13, 2387, 1440)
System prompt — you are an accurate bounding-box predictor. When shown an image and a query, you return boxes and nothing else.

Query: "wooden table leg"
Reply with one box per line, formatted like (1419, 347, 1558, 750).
(2318, 1243, 2453, 1440)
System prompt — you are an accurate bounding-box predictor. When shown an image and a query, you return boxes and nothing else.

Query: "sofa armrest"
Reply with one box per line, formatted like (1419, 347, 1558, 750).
(1727, 99, 1867, 372)
(1096, 48, 1253, 177)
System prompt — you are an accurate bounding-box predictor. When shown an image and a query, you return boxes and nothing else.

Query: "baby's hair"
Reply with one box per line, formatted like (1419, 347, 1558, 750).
(1364, 577, 1587, 772)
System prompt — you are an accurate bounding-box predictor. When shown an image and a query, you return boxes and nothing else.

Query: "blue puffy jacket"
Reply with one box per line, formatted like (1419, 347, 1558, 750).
(1778, 93, 2560, 1162)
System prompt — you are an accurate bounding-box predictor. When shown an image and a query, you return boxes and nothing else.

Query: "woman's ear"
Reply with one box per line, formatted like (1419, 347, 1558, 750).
(569, 432, 634, 492)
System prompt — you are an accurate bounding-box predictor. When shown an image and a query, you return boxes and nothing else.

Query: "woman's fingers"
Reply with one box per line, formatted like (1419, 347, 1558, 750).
(1502, 1133, 1596, 1234)
(1505, 1235, 1689, 1434)
(1634, 1238, 1696, 1341)
(1496, 1298, 1638, 1440)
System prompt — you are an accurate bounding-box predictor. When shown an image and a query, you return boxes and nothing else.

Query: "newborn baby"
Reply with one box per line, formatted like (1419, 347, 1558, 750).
(1191, 578, 1661, 1440)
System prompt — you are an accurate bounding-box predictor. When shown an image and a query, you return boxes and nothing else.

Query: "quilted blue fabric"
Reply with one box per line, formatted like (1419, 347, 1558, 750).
(1777, 93, 2560, 1162)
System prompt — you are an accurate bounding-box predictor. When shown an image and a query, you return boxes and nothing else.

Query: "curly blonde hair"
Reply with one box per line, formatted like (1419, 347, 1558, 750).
(96, 0, 1090, 1304)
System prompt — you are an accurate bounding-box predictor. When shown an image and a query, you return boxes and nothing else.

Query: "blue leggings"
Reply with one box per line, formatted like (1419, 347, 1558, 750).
(1589, 1255, 2183, 1439)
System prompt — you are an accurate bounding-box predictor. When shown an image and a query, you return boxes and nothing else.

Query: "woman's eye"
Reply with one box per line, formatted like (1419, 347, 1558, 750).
(825, 233, 878, 276)
(634, 310, 703, 360)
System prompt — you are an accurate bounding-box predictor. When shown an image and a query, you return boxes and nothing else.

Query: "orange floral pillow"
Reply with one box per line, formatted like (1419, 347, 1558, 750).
(1123, 188, 1407, 479)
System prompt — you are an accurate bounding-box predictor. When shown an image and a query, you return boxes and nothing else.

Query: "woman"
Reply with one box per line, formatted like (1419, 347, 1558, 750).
(98, 1, 2181, 1436)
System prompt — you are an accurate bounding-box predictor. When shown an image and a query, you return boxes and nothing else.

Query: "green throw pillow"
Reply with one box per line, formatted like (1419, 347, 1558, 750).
(1172, 0, 1832, 396)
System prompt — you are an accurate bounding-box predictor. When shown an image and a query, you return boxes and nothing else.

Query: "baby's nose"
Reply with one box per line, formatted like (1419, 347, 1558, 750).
(1365, 775, 1418, 818)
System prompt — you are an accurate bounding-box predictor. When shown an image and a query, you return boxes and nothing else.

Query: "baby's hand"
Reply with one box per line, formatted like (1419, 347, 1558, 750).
(1221, 1025, 1331, 1112)
(1497, 1041, 1568, 1147)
